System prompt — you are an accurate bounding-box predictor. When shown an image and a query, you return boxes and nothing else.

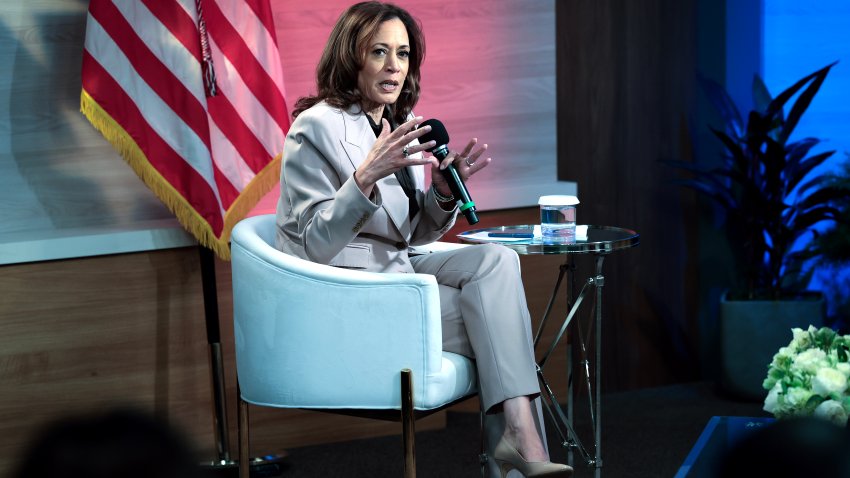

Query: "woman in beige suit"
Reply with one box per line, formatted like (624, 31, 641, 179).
(275, 2, 571, 477)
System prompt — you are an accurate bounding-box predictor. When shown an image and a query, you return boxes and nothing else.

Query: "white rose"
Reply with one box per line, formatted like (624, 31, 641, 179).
(784, 386, 813, 409)
(793, 348, 828, 374)
(835, 362, 850, 377)
(814, 399, 848, 426)
(812, 367, 848, 396)
(790, 328, 808, 349)
(763, 383, 781, 414)
(774, 346, 793, 361)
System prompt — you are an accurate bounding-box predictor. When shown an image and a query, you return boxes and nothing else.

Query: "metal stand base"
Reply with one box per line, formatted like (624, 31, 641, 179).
(201, 454, 288, 478)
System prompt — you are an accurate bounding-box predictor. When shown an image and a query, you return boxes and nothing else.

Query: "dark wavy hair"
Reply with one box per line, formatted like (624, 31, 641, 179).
(292, 1, 425, 126)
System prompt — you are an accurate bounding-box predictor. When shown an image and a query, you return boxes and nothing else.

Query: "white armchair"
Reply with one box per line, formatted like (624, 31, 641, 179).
(230, 214, 478, 478)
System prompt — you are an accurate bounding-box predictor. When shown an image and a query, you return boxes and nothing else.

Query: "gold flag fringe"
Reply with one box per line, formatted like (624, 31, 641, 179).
(222, 153, 281, 246)
(80, 90, 281, 260)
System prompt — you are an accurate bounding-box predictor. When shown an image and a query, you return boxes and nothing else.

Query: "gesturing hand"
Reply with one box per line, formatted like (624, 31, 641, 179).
(431, 137, 491, 199)
(354, 115, 437, 197)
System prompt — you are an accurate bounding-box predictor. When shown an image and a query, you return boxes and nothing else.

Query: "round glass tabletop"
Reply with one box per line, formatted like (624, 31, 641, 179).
(457, 225, 640, 255)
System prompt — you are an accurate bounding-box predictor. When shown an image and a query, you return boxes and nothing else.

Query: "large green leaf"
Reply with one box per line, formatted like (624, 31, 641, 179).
(789, 205, 841, 234)
(787, 151, 836, 197)
(765, 62, 837, 142)
(752, 74, 774, 116)
(785, 138, 821, 165)
(699, 73, 744, 138)
(781, 64, 834, 144)
(797, 163, 850, 202)
(796, 185, 850, 212)
(710, 128, 747, 167)
(783, 139, 823, 194)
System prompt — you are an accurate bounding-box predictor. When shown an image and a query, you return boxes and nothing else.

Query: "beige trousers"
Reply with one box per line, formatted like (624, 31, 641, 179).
(410, 243, 548, 477)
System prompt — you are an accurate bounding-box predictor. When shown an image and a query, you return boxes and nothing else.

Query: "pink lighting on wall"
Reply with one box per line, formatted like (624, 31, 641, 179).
(251, 0, 562, 216)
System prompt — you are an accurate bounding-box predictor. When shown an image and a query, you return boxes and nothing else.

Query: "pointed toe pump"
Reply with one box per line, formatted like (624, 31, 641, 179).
(492, 438, 574, 478)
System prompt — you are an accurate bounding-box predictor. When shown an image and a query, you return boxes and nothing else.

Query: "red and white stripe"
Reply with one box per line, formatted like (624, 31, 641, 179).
(82, 0, 288, 236)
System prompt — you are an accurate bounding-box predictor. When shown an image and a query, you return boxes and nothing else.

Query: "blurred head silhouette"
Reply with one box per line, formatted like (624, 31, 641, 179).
(12, 408, 199, 478)
(717, 417, 850, 478)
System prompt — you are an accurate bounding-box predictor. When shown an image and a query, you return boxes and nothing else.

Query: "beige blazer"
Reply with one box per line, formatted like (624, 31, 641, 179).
(275, 102, 458, 273)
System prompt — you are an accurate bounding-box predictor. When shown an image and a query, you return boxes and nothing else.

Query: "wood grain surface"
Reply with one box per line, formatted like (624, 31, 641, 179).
(556, 0, 702, 391)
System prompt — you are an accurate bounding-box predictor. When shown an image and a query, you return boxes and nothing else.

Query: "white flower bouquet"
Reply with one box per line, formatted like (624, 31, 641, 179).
(763, 326, 850, 426)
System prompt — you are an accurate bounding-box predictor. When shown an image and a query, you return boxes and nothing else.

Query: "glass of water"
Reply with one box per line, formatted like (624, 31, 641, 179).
(538, 195, 579, 241)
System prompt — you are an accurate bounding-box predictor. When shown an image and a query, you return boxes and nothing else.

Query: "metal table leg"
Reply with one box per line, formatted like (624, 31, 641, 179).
(535, 253, 607, 476)
(594, 255, 605, 478)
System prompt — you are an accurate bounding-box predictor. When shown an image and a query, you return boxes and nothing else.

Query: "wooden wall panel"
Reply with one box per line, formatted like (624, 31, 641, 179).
(0, 250, 210, 473)
(556, 0, 702, 391)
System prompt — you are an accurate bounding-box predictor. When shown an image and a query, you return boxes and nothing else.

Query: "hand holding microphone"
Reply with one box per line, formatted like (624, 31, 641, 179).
(418, 119, 490, 225)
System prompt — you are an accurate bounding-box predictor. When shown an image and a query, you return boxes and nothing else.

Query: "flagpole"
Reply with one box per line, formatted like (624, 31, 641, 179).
(199, 245, 235, 466)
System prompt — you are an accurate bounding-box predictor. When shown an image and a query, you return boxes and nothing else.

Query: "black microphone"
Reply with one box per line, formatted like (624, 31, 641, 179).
(418, 119, 479, 225)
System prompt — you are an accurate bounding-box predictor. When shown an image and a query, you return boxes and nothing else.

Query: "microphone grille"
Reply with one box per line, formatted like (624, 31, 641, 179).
(418, 119, 449, 151)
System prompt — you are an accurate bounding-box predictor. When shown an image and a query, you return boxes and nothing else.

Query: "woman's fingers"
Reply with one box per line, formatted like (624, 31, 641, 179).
(434, 138, 476, 170)
(404, 141, 436, 156)
(396, 116, 429, 141)
(438, 152, 458, 170)
(455, 142, 490, 179)
(436, 141, 489, 171)
(465, 156, 491, 176)
(377, 116, 430, 152)
(379, 116, 434, 159)
(459, 138, 477, 159)
(464, 143, 488, 168)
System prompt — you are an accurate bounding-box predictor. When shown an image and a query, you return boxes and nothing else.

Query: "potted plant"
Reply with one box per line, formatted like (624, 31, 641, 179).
(666, 62, 849, 400)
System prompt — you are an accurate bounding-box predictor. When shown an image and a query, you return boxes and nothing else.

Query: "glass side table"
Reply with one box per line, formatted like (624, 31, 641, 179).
(458, 225, 640, 477)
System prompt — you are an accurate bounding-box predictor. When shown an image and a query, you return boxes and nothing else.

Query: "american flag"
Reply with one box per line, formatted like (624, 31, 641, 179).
(80, 0, 288, 259)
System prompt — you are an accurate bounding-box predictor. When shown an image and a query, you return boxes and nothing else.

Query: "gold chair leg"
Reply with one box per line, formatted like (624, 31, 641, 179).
(479, 410, 487, 477)
(238, 382, 250, 478)
(401, 369, 416, 478)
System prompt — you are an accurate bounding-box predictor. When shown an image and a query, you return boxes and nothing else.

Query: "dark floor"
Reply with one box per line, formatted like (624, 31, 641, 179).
(246, 381, 768, 478)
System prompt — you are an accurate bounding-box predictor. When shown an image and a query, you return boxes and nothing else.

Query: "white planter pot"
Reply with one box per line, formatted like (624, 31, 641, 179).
(719, 291, 825, 401)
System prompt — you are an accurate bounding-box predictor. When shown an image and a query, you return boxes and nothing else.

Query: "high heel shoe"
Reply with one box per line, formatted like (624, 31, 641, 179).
(492, 438, 573, 477)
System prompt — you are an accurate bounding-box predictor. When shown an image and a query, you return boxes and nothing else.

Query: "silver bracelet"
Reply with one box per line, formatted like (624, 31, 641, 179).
(432, 184, 455, 202)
